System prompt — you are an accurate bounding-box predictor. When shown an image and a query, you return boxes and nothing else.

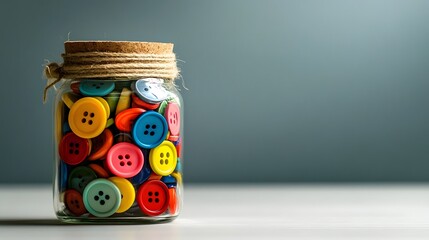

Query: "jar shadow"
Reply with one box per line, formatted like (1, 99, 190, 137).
(0, 218, 65, 226)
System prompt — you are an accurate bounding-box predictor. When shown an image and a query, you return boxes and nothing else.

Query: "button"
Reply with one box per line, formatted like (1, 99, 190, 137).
(56, 102, 65, 143)
(59, 161, 69, 191)
(70, 81, 81, 94)
(115, 108, 146, 132)
(148, 172, 162, 181)
(88, 129, 113, 161)
(104, 91, 120, 115)
(105, 118, 115, 128)
(95, 97, 110, 118)
(109, 177, 135, 213)
(132, 111, 168, 149)
(62, 92, 79, 109)
(131, 93, 160, 110)
(115, 88, 132, 115)
(137, 180, 169, 216)
(106, 142, 144, 178)
(68, 166, 97, 193)
(130, 161, 152, 185)
(69, 97, 108, 139)
(157, 100, 168, 115)
(161, 175, 177, 188)
(59, 132, 91, 165)
(171, 172, 182, 185)
(132, 79, 168, 104)
(83, 179, 121, 217)
(175, 139, 182, 158)
(167, 134, 179, 142)
(89, 163, 110, 178)
(64, 189, 87, 216)
(62, 122, 71, 134)
(79, 80, 115, 97)
(175, 158, 182, 172)
(114, 132, 133, 143)
(168, 188, 178, 215)
(149, 141, 177, 176)
(164, 102, 180, 136)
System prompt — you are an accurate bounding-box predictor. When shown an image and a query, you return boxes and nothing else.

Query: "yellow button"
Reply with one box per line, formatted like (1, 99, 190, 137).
(69, 97, 108, 139)
(149, 141, 177, 176)
(62, 92, 80, 109)
(55, 101, 65, 143)
(171, 172, 182, 185)
(115, 88, 131, 115)
(108, 177, 135, 213)
(95, 97, 110, 118)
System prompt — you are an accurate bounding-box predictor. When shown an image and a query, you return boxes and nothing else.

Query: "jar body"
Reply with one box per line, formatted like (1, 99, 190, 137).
(53, 78, 183, 223)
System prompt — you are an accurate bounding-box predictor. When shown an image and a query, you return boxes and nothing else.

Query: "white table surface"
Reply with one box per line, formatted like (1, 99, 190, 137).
(1, 184, 429, 239)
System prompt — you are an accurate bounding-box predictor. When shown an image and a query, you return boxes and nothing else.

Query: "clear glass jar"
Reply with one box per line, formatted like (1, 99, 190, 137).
(52, 78, 183, 223)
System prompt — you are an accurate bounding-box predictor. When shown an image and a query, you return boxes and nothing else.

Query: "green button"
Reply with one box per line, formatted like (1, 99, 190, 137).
(104, 91, 120, 115)
(157, 100, 168, 115)
(68, 166, 97, 193)
(83, 179, 121, 217)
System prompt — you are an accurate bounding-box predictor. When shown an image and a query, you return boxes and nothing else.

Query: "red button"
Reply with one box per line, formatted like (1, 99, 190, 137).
(88, 129, 113, 161)
(137, 180, 169, 216)
(70, 82, 81, 94)
(165, 102, 180, 136)
(106, 142, 144, 178)
(175, 140, 182, 158)
(59, 132, 90, 165)
(115, 108, 146, 132)
(132, 94, 160, 110)
(64, 189, 87, 216)
(168, 188, 178, 215)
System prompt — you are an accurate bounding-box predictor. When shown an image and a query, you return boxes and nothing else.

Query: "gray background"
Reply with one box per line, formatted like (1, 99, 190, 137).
(0, 0, 428, 183)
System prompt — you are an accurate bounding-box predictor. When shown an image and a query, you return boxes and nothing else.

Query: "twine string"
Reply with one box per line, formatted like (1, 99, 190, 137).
(43, 51, 179, 103)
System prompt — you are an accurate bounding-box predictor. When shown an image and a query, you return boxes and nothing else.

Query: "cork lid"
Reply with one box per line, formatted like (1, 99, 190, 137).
(64, 41, 174, 54)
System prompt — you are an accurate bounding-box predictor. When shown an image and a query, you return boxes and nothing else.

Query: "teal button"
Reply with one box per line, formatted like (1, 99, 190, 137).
(83, 179, 121, 217)
(79, 80, 115, 97)
(68, 166, 97, 193)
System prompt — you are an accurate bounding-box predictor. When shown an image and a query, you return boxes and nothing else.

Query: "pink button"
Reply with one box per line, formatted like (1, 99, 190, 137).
(106, 142, 144, 178)
(165, 102, 180, 136)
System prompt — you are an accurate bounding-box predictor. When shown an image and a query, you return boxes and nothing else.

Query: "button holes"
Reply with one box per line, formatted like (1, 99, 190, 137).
(160, 153, 164, 158)
(77, 175, 83, 178)
(145, 124, 150, 129)
(173, 120, 176, 124)
(100, 83, 104, 85)
(125, 154, 130, 159)
(100, 200, 105, 205)
(155, 198, 159, 203)
(105, 195, 110, 200)
(92, 84, 97, 87)
(154, 192, 159, 196)
(120, 161, 125, 166)
(99, 191, 104, 196)
(90, 113, 95, 118)
(88, 120, 93, 125)
(148, 198, 153, 202)
(148, 192, 153, 196)
(69, 149, 73, 154)
(82, 118, 86, 123)
(69, 143, 74, 147)
(165, 159, 169, 165)
(127, 161, 132, 166)
(75, 143, 79, 147)
(170, 119, 173, 124)
(121, 194, 123, 199)
(166, 152, 170, 158)
(84, 111, 88, 116)
(96, 86, 100, 89)
(160, 159, 164, 165)
(152, 125, 156, 129)
(144, 88, 149, 91)
(150, 131, 155, 136)
(144, 130, 149, 135)
(94, 196, 99, 201)
(118, 155, 123, 160)
(74, 150, 79, 155)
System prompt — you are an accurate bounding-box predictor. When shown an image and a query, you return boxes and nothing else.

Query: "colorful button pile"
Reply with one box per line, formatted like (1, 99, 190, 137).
(58, 79, 182, 218)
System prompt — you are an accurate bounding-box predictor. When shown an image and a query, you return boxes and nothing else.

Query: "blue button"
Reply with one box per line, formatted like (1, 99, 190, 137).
(161, 175, 177, 188)
(130, 161, 152, 185)
(175, 158, 182, 172)
(62, 122, 71, 134)
(132, 111, 168, 149)
(60, 161, 69, 191)
(132, 79, 168, 104)
(79, 80, 115, 97)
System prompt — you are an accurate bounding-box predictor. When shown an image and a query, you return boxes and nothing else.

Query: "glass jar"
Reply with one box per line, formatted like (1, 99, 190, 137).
(47, 41, 183, 223)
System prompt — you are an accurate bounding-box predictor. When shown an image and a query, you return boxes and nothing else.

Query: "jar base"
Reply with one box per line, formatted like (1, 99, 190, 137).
(57, 215, 177, 224)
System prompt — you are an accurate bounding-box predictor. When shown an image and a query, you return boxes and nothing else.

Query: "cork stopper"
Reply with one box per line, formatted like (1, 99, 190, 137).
(64, 41, 174, 54)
